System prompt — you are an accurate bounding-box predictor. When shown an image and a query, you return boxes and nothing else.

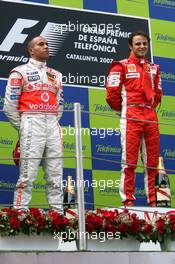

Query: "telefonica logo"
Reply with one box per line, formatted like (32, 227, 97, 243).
(135, 188, 145, 196)
(99, 187, 118, 194)
(0, 181, 16, 189)
(163, 149, 175, 158)
(161, 72, 175, 81)
(96, 144, 121, 154)
(63, 141, 86, 151)
(33, 183, 46, 190)
(154, 0, 175, 7)
(64, 102, 85, 110)
(160, 109, 175, 119)
(155, 33, 175, 43)
(126, 0, 143, 3)
(0, 137, 13, 146)
(94, 104, 113, 112)
(63, 142, 75, 151)
(0, 96, 4, 104)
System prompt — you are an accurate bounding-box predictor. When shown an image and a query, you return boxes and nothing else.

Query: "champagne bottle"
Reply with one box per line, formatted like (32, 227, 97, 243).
(155, 157, 171, 207)
(63, 175, 76, 214)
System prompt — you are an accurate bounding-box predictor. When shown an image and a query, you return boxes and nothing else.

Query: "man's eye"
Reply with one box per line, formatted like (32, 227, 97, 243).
(135, 42, 147, 46)
(38, 42, 45, 46)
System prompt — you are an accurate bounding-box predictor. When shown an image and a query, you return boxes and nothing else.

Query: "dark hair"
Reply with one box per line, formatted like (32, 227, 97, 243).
(27, 38, 36, 56)
(27, 39, 33, 51)
(128, 30, 150, 46)
(27, 36, 40, 52)
(27, 36, 43, 56)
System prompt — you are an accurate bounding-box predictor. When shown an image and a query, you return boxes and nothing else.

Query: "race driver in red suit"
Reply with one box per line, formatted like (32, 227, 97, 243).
(106, 31, 162, 207)
(3, 36, 64, 213)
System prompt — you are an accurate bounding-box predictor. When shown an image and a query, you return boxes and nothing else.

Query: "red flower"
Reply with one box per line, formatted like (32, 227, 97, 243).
(86, 214, 103, 227)
(52, 216, 62, 228)
(102, 210, 117, 219)
(168, 214, 175, 224)
(9, 217, 21, 229)
(131, 213, 137, 219)
(85, 213, 104, 233)
(104, 223, 117, 233)
(130, 220, 141, 233)
(48, 210, 70, 230)
(86, 222, 94, 233)
(2, 208, 18, 216)
(156, 218, 165, 234)
(29, 208, 42, 217)
(118, 223, 128, 232)
(143, 223, 153, 234)
(36, 216, 45, 230)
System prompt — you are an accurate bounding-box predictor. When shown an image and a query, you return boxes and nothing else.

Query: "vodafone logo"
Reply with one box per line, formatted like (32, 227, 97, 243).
(10, 78, 22, 86)
(29, 103, 57, 111)
(41, 92, 50, 102)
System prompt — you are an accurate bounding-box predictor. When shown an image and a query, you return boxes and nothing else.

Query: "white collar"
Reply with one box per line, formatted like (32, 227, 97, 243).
(29, 58, 47, 69)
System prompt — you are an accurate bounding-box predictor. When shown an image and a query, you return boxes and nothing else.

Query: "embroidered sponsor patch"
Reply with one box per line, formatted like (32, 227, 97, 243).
(10, 95, 20, 100)
(59, 92, 64, 105)
(10, 78, 22, 86)
(24, 83, 58, 93)
(150, 66, 157, 74)
(27, 75, 40, 82)
(27, 84, 34, 90)
(127, 64, 136, 72)
(145, 64, 150, 72)
(126, 73, 140, 79)
(46, 72, 57, 84)
(11, 88, 20, 95)
(26, 71, 39, 75)
(46, 72, 56, 79)
(108, 72, 120, 87)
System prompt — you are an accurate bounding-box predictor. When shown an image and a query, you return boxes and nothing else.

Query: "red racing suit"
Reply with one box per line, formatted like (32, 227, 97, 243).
(3, 58, 64, 212)
(106, 52, 162, 204)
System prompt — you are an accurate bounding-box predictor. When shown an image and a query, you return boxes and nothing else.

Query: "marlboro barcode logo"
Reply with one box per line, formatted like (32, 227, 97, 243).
(157, 188, 171, 201)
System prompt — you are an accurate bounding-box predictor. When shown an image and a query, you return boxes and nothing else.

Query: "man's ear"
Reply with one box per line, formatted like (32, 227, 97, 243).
(28, 47, 33, 56)
(129, 44, 132, 51)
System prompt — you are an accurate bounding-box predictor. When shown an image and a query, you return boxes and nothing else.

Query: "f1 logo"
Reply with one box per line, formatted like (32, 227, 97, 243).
(0, 18, 66, 56)
(0, 18, 39, 52)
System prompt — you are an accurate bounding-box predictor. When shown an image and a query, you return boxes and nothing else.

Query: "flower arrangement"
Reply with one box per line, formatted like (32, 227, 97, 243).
(2, 207, 174, 245)
(0, 208, 76, 241)
(85, 208, 153, 242)
(153, 210, 175, 243)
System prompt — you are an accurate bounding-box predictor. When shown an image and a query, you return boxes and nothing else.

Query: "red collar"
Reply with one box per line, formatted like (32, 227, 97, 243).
(128, 52, 149, 65)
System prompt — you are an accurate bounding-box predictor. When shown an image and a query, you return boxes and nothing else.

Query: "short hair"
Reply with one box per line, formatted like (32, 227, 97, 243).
(129, 30, 150, 46)
(27, 38, 36, 56)
(27, 37, 38, 52)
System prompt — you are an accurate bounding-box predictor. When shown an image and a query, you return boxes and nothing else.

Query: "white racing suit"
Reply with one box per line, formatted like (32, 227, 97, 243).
(3, 58, 64, 213)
